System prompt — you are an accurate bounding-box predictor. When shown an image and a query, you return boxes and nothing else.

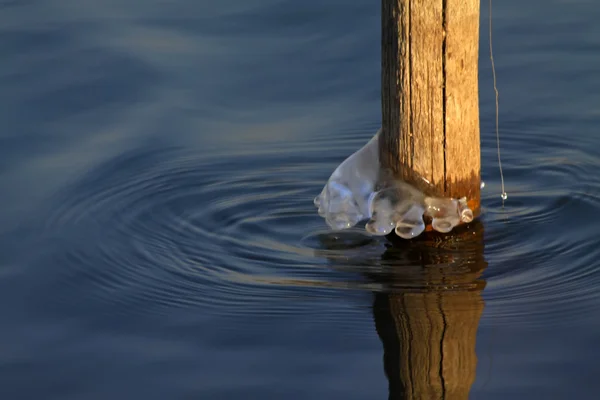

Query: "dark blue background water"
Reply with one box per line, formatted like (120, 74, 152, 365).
(2, 1, 600, 398)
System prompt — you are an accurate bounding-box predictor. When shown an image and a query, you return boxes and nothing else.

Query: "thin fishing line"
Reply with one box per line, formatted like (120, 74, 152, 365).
(479, 1, 502, 394)
(489, 0, 507, 202)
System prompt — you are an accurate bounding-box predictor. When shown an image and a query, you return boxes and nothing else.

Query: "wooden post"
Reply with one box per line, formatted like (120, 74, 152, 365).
(381, 0, 481, 215)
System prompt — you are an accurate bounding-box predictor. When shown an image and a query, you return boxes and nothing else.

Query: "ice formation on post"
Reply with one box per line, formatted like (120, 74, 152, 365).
(314, 131, 380, 230)
(313, 129, 474, 239)
(365, 182, 426, 239)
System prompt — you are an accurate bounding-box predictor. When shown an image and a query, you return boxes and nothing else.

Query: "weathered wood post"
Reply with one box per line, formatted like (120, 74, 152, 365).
(381, 0, 481, 215)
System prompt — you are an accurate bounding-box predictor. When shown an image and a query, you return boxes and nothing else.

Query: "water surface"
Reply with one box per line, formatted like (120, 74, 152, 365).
(1, 0, 600, 398)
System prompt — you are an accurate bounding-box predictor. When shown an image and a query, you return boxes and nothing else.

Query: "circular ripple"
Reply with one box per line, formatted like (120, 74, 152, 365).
(480, 127, 600, 328)
(35, 142, 381, 318)
(26, 126, 600, 328)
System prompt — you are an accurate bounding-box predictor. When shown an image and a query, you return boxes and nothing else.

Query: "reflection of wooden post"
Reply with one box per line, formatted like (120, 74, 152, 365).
(313, 220, 487, 399)
(375, 291, 484, 399)
(373, 223, 487, 399)
(381, 0, 481, 214)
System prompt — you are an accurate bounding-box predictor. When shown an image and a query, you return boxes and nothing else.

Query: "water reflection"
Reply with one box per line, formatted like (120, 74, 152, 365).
(318, 222, 486, 399)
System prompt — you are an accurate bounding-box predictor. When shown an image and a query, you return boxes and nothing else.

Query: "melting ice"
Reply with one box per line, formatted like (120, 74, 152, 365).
(313, 129, 474, 239)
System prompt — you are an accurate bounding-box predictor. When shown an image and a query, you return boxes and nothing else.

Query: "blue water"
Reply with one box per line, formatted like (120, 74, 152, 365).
(2, 1, 600, 398)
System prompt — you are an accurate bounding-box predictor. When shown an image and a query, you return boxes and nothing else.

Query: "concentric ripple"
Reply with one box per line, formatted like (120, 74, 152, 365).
(480, 126, 600, 328)
(34, 137, 385, 318)
(26, 125, 600, 328)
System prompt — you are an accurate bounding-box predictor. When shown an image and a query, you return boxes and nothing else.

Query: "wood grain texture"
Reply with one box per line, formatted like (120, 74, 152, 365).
(381, 0, 481, 214)
(445, 0, 481, 209)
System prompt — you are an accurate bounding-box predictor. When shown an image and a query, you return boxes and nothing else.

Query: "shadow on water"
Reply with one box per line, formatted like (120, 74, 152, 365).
(317, 222, 487, 400)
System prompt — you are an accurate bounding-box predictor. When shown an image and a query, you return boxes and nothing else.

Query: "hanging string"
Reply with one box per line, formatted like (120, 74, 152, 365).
(489, 0, 507, 201)
(480, 0, 501, 391)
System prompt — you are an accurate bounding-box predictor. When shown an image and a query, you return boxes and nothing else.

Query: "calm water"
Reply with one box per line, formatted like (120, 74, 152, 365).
(1, 1, 600, 398)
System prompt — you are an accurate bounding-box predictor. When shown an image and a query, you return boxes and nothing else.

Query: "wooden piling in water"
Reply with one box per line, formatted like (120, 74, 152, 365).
(380, 0, 481, 215)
